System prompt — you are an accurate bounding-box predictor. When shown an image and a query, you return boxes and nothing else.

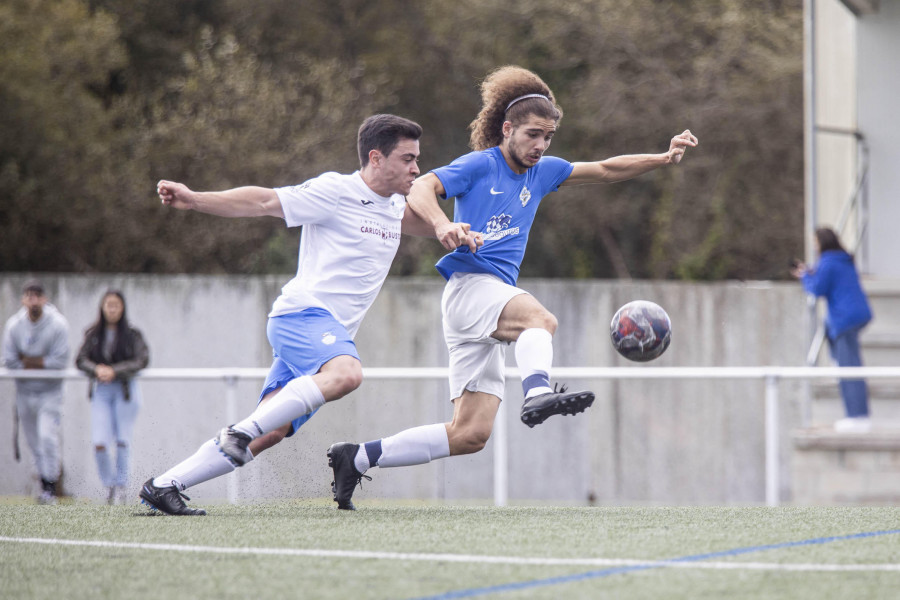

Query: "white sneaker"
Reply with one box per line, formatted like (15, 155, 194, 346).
(107, 486, 128, 505)
(834, 417, 872, 433)
(37, 491, 58, 505)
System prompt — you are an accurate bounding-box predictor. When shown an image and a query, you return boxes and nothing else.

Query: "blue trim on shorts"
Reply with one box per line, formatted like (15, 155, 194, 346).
(260, 308, 359, 437)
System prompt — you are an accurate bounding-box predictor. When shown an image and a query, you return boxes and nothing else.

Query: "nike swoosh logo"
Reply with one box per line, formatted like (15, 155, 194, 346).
(490, 187, 503, 195)
(360, 199, 374, 205)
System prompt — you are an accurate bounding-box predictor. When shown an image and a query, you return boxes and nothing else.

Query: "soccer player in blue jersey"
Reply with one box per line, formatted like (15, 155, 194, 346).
(138, 115, 481, 515)
(329, 66, 697, 509)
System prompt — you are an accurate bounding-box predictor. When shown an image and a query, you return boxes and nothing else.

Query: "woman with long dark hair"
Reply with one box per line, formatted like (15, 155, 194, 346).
(792, 227, 873, 432)
(76, 290, 149, 504)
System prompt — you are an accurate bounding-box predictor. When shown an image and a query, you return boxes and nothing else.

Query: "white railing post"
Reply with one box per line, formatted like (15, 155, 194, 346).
(224, 373, 239, 505)
(765, 374, 780, 507)
(493, 398, 508, 507)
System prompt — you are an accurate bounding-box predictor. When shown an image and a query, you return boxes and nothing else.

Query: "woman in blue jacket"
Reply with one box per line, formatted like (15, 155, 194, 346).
(792, 227, 873, 432)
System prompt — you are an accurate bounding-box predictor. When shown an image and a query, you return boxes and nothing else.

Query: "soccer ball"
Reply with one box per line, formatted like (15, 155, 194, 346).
(610, 300, 672, 362)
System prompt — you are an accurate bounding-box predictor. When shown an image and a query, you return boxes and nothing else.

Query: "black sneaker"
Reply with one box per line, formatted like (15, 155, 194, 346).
(520, 384, 595, 428)
(38, 478, 58, 505)
(139, 478, 207, 516)
(327, 442, 371, 511)
(216, 426, 254, 466)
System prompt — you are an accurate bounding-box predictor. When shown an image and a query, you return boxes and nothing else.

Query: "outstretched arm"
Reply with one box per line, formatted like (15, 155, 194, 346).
(157, 180, 285, 219)
(562, 130, 698, 186)
(406, 174, 482, 251)
(400, 202, 444, 237)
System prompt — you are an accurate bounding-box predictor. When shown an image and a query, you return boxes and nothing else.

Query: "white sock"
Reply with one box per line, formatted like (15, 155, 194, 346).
(153, 439, 235, 491)
(232, 375, 325, 438)
(353, 446, 371, 474)
(376, 424, 450, 468)
(516, 328, 554, 398)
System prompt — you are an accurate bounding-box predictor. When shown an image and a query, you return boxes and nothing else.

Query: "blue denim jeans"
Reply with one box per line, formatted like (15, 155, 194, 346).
(91, 380, 142, 487)
(828, 325, 869, 418)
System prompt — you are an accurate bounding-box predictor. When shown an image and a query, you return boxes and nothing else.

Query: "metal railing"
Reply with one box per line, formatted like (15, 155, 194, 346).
(3, 366, 899, 508)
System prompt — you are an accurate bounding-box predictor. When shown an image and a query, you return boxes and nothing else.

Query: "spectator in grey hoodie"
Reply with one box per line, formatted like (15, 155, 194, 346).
(2, 280, 70, 504)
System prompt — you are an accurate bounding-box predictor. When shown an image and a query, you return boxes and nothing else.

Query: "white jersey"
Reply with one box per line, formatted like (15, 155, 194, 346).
(270, 171, 406, 337)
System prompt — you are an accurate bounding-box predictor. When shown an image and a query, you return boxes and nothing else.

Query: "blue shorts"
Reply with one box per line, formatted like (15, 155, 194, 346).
(259, 308, 359, 437)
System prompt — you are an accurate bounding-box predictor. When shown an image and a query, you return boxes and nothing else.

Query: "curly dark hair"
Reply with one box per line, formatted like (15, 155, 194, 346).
(468, 66, 563, 151)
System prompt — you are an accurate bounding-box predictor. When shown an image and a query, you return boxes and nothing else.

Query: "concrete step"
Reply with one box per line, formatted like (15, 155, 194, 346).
(862, 278, 900, 330)
(807, 398, 900, 426)
(792, 424, 900, 505)
(809, 382, 900, 426)
(859, 331, 900, 366)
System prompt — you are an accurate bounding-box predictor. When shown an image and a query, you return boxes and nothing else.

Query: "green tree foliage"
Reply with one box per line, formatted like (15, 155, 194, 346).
(0, 0, 126, 270)
(1, 0, 803, 280)
(119, 28, 379, 272)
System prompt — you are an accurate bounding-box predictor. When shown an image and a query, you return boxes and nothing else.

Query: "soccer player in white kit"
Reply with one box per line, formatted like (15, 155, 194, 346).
(139, 114, 482, 515)
(329, 67, 697, 510)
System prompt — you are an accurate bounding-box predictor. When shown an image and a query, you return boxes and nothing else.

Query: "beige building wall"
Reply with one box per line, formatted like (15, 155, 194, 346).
(814, 0, 860, 256)
(857, 1, 900, 279)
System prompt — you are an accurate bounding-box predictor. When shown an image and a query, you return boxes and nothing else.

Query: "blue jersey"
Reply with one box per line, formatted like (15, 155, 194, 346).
(432, 146, 574, 286)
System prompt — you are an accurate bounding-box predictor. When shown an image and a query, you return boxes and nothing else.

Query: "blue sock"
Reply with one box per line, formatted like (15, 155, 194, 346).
(364, 440, 383, 468)
(522, 372, 551, 397)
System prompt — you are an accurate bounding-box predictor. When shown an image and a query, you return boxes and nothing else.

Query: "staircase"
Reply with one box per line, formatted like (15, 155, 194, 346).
(807, 278, 900, 426)
(792, 278, 900, 505)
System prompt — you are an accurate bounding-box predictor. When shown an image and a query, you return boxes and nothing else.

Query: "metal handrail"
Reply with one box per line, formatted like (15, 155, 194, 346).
(4, 366, 899, 508)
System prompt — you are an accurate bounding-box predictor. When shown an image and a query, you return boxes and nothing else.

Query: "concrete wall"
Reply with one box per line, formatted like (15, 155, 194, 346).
(0, 274, 808, 506)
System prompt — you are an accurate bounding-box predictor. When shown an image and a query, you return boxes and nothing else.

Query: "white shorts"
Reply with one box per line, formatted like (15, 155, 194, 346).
(441, 272, 528, 400)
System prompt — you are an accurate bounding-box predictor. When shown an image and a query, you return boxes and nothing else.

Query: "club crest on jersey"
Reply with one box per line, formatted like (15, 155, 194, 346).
(485, 213, 512, 234)
(519, 186, 531, 207)
(321, 332, 336, 345)
(483, 213, 519, 241)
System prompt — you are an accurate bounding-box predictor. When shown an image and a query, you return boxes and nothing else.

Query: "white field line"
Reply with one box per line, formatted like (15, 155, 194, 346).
(1, 536, 899, 573)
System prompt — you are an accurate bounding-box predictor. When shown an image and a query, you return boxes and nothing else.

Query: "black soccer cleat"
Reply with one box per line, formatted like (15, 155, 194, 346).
(327, 442, 371, 511)
(520, 384, 595, 428)
(139, 478, 207, 516)
(216, 426, 254, 467)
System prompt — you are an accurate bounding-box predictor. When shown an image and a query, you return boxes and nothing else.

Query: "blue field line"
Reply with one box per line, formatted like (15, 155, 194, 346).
(410, 528, 900, 600)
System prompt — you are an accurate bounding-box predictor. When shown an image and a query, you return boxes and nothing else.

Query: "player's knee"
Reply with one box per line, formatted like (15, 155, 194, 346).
(463, 432, 491, 454)
(541, 311, 558, 334)
(456, 423, 493, 455)
(333, 364, 363, 397)
(525, 309, 557, 335)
